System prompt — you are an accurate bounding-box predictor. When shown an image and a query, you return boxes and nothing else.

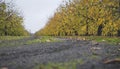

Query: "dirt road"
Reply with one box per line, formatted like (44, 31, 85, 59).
(0, 39, 120, 69)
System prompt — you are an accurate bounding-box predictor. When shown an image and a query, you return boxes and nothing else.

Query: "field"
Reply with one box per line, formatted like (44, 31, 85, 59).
(0, 36, 120, 69)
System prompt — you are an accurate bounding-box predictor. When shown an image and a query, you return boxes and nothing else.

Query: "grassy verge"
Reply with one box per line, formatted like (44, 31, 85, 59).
(58, 36, 120, 45)
(84, 36, 120, 45)
(26, 36, 62, 45)
(0, 36, 62, 47)
(0, 36, 30, 47)
(0, 36, 30, 41)
(34, 59, 84, 69)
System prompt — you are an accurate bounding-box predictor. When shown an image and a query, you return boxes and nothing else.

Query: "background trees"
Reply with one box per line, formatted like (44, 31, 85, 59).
(35, 0, 120, 36)
(0, 1, 29, 36)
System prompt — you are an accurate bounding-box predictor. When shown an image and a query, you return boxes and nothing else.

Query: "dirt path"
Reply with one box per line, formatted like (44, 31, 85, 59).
(0, 39, 120, 69)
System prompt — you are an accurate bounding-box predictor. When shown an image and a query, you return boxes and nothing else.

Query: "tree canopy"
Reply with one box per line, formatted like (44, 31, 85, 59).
(35, 0, 120, 36)
(0, 1, 29, 36)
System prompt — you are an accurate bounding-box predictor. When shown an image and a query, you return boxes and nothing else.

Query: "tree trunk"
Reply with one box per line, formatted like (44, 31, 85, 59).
(97, 24, 103, 36)
(85, 20, 89, 36)
(118, 30, 120, 36)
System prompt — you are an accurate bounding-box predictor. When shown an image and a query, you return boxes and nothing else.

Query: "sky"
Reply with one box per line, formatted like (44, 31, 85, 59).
(14, 0, 66, 33)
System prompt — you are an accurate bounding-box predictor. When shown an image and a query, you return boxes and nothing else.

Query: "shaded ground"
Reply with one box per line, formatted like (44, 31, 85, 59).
(0, 37, 120, 69)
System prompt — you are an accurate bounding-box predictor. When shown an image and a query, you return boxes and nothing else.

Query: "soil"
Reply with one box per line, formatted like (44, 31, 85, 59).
(0, 38, 120, 69)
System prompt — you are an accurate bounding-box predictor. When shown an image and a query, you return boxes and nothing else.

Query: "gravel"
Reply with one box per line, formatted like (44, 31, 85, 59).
(0, 39, 120, 69)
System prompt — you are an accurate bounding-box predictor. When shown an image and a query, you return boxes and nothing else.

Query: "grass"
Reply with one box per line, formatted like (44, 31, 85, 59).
(1, 36, 119, 45)
(90, 54, 100, 60)
(26, 36, 62, 45)
(0, 36, 29, 41)
(58, 36, 120, 45)
(0, 36, 62, 47)
(84, 36, 120, 45)
(34, 59, 84, 69)
(0, 36, 30, 47)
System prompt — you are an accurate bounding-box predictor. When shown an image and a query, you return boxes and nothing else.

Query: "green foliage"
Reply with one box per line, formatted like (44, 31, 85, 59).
(35, 0, 120, 36)
(0, 1, 29, 36)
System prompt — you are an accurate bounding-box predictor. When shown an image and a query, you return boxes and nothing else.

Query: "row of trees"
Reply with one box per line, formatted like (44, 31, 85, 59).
(35, 0, 120, 36)
(0, 0, 29, 36)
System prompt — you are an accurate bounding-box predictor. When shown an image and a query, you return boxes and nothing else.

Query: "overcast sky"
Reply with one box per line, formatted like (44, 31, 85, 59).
(15, 0, 66, 33)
